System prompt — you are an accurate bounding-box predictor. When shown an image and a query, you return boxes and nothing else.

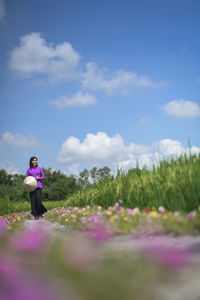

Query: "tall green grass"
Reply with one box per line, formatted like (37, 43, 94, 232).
(65, 152, 200, 211)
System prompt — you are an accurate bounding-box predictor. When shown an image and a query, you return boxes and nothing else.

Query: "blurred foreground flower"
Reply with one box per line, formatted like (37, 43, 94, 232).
(0, 252, 21, 281)
(138, 237, 195, 269)
(9, 222, 51, 252)
(187, 211, 196, 219)
(85, 221, 113, 243)
(0, 251, 69, 300)
(158, 206, 165, 213)
(61, 233, 97, 270)
(0, 218, 7, 236)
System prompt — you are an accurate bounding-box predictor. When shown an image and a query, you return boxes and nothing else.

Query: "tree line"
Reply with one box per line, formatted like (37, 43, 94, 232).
(0, 166, 113, 202)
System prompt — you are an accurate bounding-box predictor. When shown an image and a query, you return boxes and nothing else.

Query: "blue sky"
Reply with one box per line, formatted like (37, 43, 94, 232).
(0, 0, 200, 176)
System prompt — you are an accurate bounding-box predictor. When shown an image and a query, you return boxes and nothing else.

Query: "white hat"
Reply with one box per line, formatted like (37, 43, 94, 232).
(24, 176, 37, 192)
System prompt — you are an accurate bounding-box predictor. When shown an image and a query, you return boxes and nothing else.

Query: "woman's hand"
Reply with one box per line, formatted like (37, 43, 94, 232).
(35, 176, 40, 180)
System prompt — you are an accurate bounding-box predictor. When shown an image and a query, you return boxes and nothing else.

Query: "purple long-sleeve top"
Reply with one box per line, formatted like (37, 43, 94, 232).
(25, 166, 45, 189)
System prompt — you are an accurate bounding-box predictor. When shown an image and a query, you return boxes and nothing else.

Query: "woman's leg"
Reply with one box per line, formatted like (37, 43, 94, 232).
(30, 190, 37, 218)
(40, 188, 47, 214)
(35, 188, 47, 216)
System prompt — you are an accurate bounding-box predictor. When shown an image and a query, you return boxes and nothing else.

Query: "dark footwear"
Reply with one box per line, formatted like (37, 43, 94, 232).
(34, 216, 39, 220)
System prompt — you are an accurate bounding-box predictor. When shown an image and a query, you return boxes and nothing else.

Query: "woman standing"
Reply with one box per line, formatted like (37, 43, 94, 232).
(25, 156, 47, 220)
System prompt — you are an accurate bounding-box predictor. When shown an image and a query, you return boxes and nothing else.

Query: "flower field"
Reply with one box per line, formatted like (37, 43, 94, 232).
(1, 200, 200, 300)
(44, 200, 200, 235)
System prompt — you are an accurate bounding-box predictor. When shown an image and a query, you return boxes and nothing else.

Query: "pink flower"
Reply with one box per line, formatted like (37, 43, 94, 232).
(138, 238, 194, 269)
(91, 216, 99, 224)
(117, 206, 123, 211)
(0, 252, 20, 281)
(187, 211, 196, 219)
(0, 219, 7, 236)
(174, 211, 179, 217)
(9, 223, 51, 253)
(158, 206, 165, 213)
(127, 208, 133, 214)
(0, 271, 64, 300)
(85, 223, 112, 242)
(81, 217, 87, 224)
(133, 207, 140, 213)
(118, 199, 123, 204)
(62, 234, 96, 270)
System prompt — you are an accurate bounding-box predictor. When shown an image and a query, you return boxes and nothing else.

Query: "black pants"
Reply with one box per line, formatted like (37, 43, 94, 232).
(30, 188, 47, 217)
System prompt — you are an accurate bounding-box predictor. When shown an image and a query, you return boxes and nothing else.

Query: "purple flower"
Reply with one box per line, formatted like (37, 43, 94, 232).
(118, 199, 123, 204)
(158, 206, 165, 213)
(187, 211, 196, 219)
(174, 211, 179, 217)
(138, 238, 194, 269)
(9, 223, 51, 252)
(81, 217, 87, 224)
(62, 234, 96, 270)
(85, 222, 112, 242)
(0, 219, 7, 236)
(127, 208, 133, 214)
(117, 206, 123, 211)
(91, 215, 99, 224)
(0, 252, 20, 281)
(0, 271, 64, 300)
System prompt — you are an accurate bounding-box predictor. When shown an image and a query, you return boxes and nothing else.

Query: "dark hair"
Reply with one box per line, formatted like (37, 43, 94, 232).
(29, 156, 38, 168)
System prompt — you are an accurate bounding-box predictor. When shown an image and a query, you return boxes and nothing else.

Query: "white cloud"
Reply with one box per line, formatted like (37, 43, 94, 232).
(138, 117, 151, 126)
(57, 132, 199, 171)
(81, 62, 166, 95)
(159, 99, 200, 119)
(49, 91, 98, 108)
(0, 0, 5, 21)
(0, 162, 19, 175)
(152, 139, 185, 156)
(9, 32, 81, 83)
(189, 146, 200, 155)
(9, 33, 168, 95)
(57, 132, 129, 164)
(0, 131, 41, 147)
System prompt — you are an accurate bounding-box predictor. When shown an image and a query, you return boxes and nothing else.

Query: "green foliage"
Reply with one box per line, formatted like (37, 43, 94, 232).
(47, 176, 81, 201)
(66, 153, 200, 212)
(78, 166, 113, 188)
(78, 168, 90, 188)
